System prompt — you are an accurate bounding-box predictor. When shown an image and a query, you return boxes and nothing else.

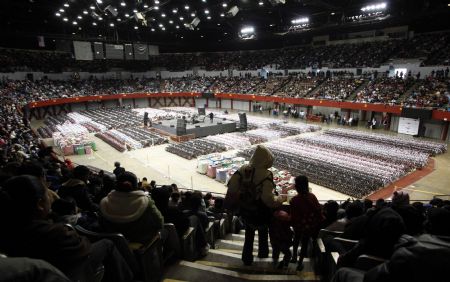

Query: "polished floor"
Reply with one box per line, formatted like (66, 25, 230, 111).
(34, 110, 450, 202)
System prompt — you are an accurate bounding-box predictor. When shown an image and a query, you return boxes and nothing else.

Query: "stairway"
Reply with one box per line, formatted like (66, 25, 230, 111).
(162, 230, 320, 282)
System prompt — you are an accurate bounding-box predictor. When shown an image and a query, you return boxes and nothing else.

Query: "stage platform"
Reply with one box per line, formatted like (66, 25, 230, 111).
(153, 118, 237, 137)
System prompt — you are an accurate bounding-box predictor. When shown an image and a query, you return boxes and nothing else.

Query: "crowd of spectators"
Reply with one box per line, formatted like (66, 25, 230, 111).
(0, 74, 448, 108)
(312, 77, 364, 101)
(1, 32, 450, 73)
(354, 77, 416, 104)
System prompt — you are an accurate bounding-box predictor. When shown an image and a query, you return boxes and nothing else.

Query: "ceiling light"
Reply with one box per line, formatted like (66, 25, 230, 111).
(151, 28, 155, 31)
(125, 13, 129, 17)
(172, 9, 178, 14)
(159, 23, 163, 27)
(241, 26, 254, 33)
(72, 32, 76, 35)
(220, 13, 225, 17)
(204, 9, 209, 14)
(185, 5, 189, 10)
(200, 35, 204, 38)
(161, 13, 166, 17)
(63, 17, 68, 21)
(144, 4, 148, 8)
(117, 18, 121, 21)
(90, 6, 95, 10)
(169, 20, 173, 24)
(181, 36, 183, 38)
(120, 2, 126, 7)
(83, 10, 88, 15)
(93, 22, 97, 26)
(162, 27, 165, 30)
(361, 2, 387, 12)
(259, 1, 264, 6)
(155, 0, 160, 4)
(207, 16, 211, 19)
(99, 17, 103, 20)
(133, 9, 138, 13)
(222, 3, 227, 7)
(331, 12, 335, 15)
(202, 0, 206, 2)
(134, 26, 138, 29)
(64, 3, 69, 7)
(191, 13, 195, 17)
(55, 12, 61, 17)
(291, 17, 309, 24)
(72, 21, 78, 25)
(269, 23, 275, 26)
(110, 23, 114, 27)
(59, 9, 64, 12)
(77, 15, 82, 19)
(176, 25, 179, 29)
(154, 6, 159, 10)
(217, 23, 220, 26)
(179, 16, 184, 20)
(97, 0, 103, 4)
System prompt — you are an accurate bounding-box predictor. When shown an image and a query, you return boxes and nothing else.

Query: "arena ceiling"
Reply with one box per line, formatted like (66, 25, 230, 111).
(1, 0, 450, 52)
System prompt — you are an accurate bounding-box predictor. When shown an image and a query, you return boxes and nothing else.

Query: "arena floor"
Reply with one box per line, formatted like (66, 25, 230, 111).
(33, 110, 450, 202)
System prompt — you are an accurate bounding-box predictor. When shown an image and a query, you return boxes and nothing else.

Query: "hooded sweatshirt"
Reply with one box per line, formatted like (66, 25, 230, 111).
(100, 190, 163, 244)
(227, 145, 283, 209)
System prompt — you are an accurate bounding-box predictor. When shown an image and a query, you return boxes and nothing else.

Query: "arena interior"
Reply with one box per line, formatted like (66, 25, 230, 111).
(1, 0, 450, 281)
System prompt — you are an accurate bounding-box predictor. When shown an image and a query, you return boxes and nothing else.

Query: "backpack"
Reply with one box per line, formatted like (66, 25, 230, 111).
(234, 168, 273, 225)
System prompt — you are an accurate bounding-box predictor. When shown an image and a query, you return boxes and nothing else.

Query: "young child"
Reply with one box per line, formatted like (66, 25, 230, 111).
(269, 209, 293, 269)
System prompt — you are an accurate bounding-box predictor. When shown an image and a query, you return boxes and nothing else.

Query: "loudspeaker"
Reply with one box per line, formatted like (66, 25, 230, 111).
(238, 112, 247, 130)
(198, 108, 206, 116)
(176, 119, 187, 135)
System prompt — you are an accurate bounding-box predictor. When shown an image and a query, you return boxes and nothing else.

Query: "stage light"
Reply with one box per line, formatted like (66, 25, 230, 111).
(241, 26, 254, 34)
(291, 17, 309, 24)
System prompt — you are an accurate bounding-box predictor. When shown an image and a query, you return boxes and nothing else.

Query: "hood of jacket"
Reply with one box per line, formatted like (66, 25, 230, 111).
(100, 190, 149, 223)
(249, 145, 274, 169)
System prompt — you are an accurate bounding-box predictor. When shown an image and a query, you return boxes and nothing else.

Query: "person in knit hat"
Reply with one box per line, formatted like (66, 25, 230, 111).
(100, 171, 163, 244)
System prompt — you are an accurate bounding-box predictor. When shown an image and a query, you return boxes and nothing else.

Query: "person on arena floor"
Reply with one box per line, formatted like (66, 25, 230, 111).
(226, 145, 286, 266)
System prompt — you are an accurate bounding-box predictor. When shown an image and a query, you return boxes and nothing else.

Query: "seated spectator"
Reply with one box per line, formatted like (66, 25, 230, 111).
(113, 161, 125, 178)
(100, 171, 163, 244)
(58, 165, 99, 212)
(208, 197, 225, 219)
(327, 201, 364, 234)
(0, 175, 134, 281)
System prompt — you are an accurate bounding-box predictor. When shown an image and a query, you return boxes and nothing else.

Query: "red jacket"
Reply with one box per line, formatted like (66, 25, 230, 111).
(290, 192, 324, 237)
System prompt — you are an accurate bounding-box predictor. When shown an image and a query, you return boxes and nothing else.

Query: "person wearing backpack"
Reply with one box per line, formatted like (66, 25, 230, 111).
(226, 145, 286, 266)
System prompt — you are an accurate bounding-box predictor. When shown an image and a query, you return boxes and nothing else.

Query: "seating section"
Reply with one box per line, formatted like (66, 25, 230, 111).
(354, 77, 416, 104)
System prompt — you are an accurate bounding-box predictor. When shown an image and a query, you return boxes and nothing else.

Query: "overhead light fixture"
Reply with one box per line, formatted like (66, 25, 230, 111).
(93, 22, 97, 26)
(120, 2, 126, 7)
(90, 6, 95, 10)
(161, 13, 166, 17)
(59, 9, 64, 12)
(77, 15, 82, 19)
(172, 8, 178, 14)
(159, 23, 163, 27)
(207, 16, 211, 19)
(268, 0, 285, 5)
(220, 13, 225, 17)
(226, 6, 239, 17)
(134, 26, 138, 29)
(191, 13, 196, 17)
(331, 12, 335, 15)
(64, 3, 69, 7)
(291, 17, 309, 24)
(72, 21, 78, 25)
(110, 23, 114, 27)
(176, 25, 179, 29)
(96, 0, 103, 4)
(185, 5, 190, 10)
(204, 9, 209, 14)
(55, 12, 61, 17)
(144, 4, 149, 8)
(151, 28, 155, 31)
(179, 16, 184, 20)
(117, 18, 122, 21)
(169, 20, 174, 24)
(222, 3, 227, 7)
(83, 10, 88, 15)
(63, 17, 68, 22)
(125, 13, 130, 17)
(241, 26, 254, 34)
(361, 2, 387, 12)
(259, 1, 264, 6)
(202, 0, 206, 2)
(154, 6, 159, 10)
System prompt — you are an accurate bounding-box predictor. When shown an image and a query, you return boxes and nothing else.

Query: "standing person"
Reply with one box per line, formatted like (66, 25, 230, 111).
(113, 162, 125, 178)
(226, 145, 286, 266)
(209, 112, 214, 123)
(290, 175, 324, 271)
(269, 210, 293, 269)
